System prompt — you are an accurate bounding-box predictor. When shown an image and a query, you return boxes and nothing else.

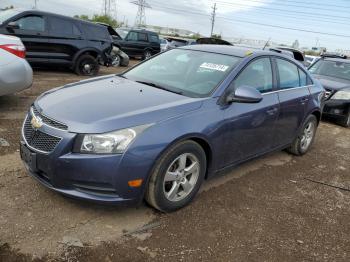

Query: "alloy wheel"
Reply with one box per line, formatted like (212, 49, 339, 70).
(300, 122, 315, 151)
(163, 153, 200, 202)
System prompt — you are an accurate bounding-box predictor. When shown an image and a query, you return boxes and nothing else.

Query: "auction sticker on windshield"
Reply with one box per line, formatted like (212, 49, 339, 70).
(199, 62, 229, 72)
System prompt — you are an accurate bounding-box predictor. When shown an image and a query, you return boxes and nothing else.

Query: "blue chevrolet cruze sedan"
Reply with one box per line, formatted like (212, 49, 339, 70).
(20, 45, 324, 212)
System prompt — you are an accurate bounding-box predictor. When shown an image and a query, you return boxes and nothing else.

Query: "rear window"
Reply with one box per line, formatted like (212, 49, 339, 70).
(82, 24, 110, 40)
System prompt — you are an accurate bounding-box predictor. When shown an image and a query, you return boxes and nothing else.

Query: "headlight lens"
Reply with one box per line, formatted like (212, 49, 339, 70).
(79, 124, 152, 154)
(331, 90, 350, 100)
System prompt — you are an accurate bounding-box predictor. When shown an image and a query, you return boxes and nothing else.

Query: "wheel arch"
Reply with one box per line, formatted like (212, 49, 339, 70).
(72, 48, 101, 65)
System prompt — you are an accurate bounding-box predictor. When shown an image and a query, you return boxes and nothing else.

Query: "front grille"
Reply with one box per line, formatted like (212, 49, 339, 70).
(32, 107, 68, 130)
(23, 116, 62, 153)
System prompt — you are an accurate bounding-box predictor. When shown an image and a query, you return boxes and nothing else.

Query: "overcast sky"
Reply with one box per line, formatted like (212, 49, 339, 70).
(2, 0, 350, 50)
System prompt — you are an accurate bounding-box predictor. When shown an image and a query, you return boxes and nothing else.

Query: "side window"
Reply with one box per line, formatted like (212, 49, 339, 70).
(14, 15, 45, 32)
(126, 31, 138, 41)
(150, 34, 159, 43)
(73, 24, 82, 36)
(234, 58, 273, 93)
(50, 17, 74, 36)
(299, 68, 307, 86)
(138, 33, 148, 42)
(276, 59, 300, 89)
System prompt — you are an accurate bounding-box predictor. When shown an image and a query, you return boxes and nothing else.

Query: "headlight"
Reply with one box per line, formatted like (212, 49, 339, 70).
(331, 90, 350, 100)
(78, 124, 152, 154)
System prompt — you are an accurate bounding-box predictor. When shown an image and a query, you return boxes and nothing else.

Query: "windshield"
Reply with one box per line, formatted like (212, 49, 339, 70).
(309, 59, 350, 81)
(123, 49, 241, 97)
(0, 9, 20, 24)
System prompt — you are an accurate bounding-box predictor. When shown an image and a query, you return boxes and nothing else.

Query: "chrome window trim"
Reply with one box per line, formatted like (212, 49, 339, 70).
(21, 114, 63, 155)
(262, 85, 314, 95)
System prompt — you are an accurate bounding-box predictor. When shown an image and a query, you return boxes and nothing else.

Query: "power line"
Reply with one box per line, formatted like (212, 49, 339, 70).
(268, 0, 350, 10)
(149, 4, 350, 38)
(210, 3, 217, 36)
(101, 0, 117, 18)
(213, 1, 350, 21)
(217, 16, 350, 38)
(210, 0, 350, 13)
(131, 0, 151, 27)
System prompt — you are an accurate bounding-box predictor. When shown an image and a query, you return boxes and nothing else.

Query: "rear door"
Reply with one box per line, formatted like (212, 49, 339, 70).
(47, 16, 84, 65)
(221, 57, 280, 167)
(123, 31, 148, 56)
(273, 57, 311, 146)
(5, 14, 50, 63)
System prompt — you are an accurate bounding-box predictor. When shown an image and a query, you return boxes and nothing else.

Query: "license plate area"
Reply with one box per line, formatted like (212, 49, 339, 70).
(20, 143, 38, 172)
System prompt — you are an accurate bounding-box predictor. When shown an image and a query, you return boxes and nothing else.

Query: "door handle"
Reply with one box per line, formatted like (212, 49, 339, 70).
(300, 97, 309, 104)
(266, 107, 278, 115)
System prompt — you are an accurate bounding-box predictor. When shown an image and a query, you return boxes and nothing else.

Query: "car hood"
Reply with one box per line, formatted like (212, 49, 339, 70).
(35, 75, 204, 133)
(313, 74, 350, 91)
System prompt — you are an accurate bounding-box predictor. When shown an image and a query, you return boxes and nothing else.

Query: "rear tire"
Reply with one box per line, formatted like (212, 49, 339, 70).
(74, 54, 99, 76)
(142, 50, 152, 60)
(287, 115, 318, 156)
(145, 140, 206, 213)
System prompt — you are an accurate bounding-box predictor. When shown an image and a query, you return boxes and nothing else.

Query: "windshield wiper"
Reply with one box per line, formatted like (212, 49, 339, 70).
(135, 80, 183, 95)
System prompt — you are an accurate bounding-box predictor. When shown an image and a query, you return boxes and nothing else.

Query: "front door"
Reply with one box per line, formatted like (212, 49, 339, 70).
(221, 57, 280, 167)
(5, 14, 50, 63)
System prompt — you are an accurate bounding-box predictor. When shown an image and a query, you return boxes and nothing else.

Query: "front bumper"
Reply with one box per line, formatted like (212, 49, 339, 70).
(323, 99, 350, 119)
(20, 114, 156, 205)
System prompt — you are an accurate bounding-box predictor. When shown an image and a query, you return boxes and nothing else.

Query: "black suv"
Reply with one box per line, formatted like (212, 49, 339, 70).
(309, 54, 350, 127)
(114, 29, 160, 60)
(0, 9, 113, 75)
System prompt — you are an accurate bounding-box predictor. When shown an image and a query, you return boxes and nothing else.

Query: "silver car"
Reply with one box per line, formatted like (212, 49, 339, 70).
(0, 34, 32, 96)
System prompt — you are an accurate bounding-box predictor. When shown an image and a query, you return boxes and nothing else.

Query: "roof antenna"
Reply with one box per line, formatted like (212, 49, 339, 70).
(262, 37, 271, 50)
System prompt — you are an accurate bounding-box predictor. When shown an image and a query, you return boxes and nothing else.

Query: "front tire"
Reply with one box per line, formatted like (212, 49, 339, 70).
(74, 54, 100, 76)
(145, 140, 206, 213)
(340, 108, 350, 128)
(287, 115, 318, 156)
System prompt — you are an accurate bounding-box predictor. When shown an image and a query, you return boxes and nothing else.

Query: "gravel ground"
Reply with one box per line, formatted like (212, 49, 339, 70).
(0, 63, 349, 262)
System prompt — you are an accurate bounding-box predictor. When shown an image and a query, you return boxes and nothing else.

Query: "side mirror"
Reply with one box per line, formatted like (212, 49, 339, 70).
(226, 85, 263, 104)
(6, 21, 20, 30)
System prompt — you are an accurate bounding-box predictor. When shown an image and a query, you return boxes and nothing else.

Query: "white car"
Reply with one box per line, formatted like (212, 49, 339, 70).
(0, 34, 32, 96)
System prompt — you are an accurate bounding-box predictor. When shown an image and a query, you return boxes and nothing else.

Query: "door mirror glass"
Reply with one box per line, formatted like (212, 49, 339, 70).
(6, 21, 19, 29)
(227, 85, 263, 104)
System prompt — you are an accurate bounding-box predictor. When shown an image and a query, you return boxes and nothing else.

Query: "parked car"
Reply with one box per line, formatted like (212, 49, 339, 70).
(113, 29, 161, 59)
(309, 53, 350, 127)
(160, 37, 169, 52)
(305, 55, 319, 67)
(196, 37, 233, 45)
(0, 34, 32, 96)
(20, 45, 323, 212)
(0, 9, 113, 75)
(95, 22, 129, 67)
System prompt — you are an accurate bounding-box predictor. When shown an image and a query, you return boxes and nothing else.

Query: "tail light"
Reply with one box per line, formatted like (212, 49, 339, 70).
(0, 44, 26, 58)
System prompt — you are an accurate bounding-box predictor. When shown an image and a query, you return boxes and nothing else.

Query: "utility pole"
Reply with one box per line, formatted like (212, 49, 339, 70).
(34, 0, 38, 9)
(102, 0, 117, 18)
(131, 0, 151, 28)
(210, 3, 217, 37)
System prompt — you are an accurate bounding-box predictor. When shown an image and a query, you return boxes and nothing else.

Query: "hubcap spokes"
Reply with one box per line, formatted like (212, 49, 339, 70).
(163, 153, 200, 202)
(301, 122, 314, 150)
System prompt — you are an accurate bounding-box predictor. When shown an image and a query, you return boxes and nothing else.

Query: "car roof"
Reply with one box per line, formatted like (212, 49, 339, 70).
(179, 44, 285, 58)
(14, 9, 102, 27)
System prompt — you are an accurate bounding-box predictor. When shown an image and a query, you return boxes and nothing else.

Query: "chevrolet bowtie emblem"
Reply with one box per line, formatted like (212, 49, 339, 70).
(31, 114, 43, 130)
